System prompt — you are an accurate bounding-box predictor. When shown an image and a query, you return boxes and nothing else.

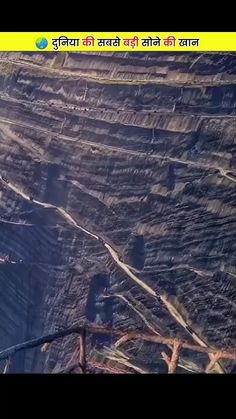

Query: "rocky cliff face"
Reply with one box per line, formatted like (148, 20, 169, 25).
(0, 52, 236, 373)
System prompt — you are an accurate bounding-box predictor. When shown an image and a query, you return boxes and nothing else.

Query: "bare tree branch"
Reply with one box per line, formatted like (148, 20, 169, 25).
(0, 325, 84, 361)
(0, 324, 236, 370)
(87, 360, 132, 374)
(161, 351, 171, 368)
(79, 329, 86, 374)
(3, 357, 12, 374)
(168, 342, 182, 373)
(205, 352, 223, 373)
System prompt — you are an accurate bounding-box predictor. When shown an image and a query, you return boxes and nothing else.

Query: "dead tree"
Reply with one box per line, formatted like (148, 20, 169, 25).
(0, 324, 236, 373)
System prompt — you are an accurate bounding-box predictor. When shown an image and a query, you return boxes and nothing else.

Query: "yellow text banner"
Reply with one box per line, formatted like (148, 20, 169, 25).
(0, 32, 235, 52)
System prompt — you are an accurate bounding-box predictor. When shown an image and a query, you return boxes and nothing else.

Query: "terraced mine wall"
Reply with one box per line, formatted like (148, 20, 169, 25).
(0, 52, 235, 373)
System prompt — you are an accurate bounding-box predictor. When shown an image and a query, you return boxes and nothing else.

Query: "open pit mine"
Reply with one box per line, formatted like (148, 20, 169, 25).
(0, 52, 236, 373)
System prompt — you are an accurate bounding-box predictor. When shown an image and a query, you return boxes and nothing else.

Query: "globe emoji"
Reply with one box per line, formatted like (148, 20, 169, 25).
(35, 37, 48, 50)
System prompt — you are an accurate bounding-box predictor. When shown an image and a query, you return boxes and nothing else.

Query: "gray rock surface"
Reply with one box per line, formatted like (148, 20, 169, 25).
(0, 52, 236, 373)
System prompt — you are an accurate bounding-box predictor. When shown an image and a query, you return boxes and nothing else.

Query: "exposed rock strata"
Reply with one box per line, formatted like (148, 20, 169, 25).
(0, 52, 235, 373)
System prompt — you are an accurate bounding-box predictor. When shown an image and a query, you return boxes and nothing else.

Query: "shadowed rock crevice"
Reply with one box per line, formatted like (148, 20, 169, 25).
(86, 273, 113, 348)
